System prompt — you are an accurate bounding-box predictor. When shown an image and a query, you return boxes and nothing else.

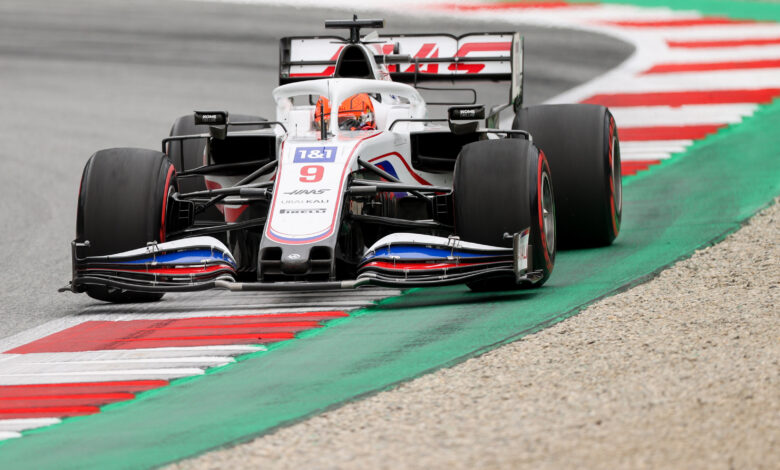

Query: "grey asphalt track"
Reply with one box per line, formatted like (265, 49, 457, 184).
(0, 0, 633, 340)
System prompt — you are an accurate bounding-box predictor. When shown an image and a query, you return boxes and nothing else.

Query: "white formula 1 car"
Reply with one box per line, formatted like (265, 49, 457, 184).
(63, 17, 622, 302)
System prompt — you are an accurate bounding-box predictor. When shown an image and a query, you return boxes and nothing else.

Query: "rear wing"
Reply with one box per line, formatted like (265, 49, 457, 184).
(279, 32, 524, 109)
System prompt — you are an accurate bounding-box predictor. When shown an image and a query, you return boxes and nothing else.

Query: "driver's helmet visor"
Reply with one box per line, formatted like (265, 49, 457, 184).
(314, 108, 375, 131)
(337, 111, 374, 130)
(314, 94, 376, 131)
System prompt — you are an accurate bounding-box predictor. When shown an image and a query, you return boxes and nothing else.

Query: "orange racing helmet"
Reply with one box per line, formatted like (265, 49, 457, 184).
(314, 93, 376, 131)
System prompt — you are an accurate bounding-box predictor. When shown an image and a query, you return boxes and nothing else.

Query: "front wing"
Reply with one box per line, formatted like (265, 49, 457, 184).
(62, 230, 542, 294)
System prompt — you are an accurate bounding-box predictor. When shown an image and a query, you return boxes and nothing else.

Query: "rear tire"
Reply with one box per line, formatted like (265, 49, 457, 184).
(453, 139, 555, 291)
(77, 148, 176, 303)
(513, 104, 621, 248)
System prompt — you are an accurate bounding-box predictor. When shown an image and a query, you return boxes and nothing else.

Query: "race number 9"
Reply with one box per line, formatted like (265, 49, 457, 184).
(299, 165, 324, 183)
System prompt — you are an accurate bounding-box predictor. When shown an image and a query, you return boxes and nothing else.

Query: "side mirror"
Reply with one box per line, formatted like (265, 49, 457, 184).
(448, 105, 485, 135)
(194, 110, 228, 125)
(194, 110, 228, 140)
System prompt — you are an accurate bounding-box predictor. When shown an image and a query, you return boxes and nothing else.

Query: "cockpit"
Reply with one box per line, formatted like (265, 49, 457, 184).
(272, 78, 426, 137)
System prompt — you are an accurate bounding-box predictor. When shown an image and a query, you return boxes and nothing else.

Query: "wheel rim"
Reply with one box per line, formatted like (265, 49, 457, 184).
(541, 171, 555, 256)
(612, 135, 622, 215)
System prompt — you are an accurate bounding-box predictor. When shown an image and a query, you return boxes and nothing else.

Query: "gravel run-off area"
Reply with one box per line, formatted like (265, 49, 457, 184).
(174, 198, 779, 470)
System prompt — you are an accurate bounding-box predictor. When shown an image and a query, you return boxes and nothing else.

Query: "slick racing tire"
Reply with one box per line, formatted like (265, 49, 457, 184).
(513, 104, 621, 248)
(454, 139, 555, 291)
(76, 148, 176, 303)
(166, 113, 267, 221)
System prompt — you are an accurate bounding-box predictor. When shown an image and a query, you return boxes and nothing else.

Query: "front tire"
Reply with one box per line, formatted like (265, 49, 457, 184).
(514, 104, 621, 248)
(77, 148, 176, 303)
(453, 139, 555, 291)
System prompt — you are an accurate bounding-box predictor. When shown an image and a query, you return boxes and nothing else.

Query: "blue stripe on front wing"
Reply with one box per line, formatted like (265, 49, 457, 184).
(362, 246, 503, 262)
(115, 249, 234, 267)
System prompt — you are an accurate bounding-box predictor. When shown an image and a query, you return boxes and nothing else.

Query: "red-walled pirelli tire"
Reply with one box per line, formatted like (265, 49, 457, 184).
(76, 148, 176, 303)
(513, 104, 621, 248)
(454, 139, 555, 292)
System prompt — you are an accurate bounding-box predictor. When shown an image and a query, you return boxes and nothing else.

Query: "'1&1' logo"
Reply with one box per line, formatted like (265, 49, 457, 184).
(293, 147, 338, 163)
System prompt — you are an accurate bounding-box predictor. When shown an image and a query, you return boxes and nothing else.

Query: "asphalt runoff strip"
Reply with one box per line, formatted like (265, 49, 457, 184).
(0, 76, 778, 470)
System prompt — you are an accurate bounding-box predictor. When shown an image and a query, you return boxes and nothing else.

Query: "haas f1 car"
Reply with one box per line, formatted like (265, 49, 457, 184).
(63, 18, 622, 302)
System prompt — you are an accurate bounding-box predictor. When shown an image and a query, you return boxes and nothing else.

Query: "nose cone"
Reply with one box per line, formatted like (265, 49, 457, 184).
(280, 251, 310, 275)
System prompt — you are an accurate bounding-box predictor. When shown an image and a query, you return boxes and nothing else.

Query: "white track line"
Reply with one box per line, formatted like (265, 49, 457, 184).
(620, 152, 671, 161)
(1, 348, 262, 362)
(582, 68, 780, 93)
(0, 362, 227, 374)
(0, 368, 206, 386)
(620, 140, 694, 153)
(0, 432, 22, 441)
(79, 298, 392, 314)
(76, 306, 366, 319)
(447, 6, 703, 24)
(626, 24, 780, 41)
(661, 44, 780, 62)
(610, 104, 757, 126)
(6, 356, 235, 367)
(0, 419, 62, 433)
